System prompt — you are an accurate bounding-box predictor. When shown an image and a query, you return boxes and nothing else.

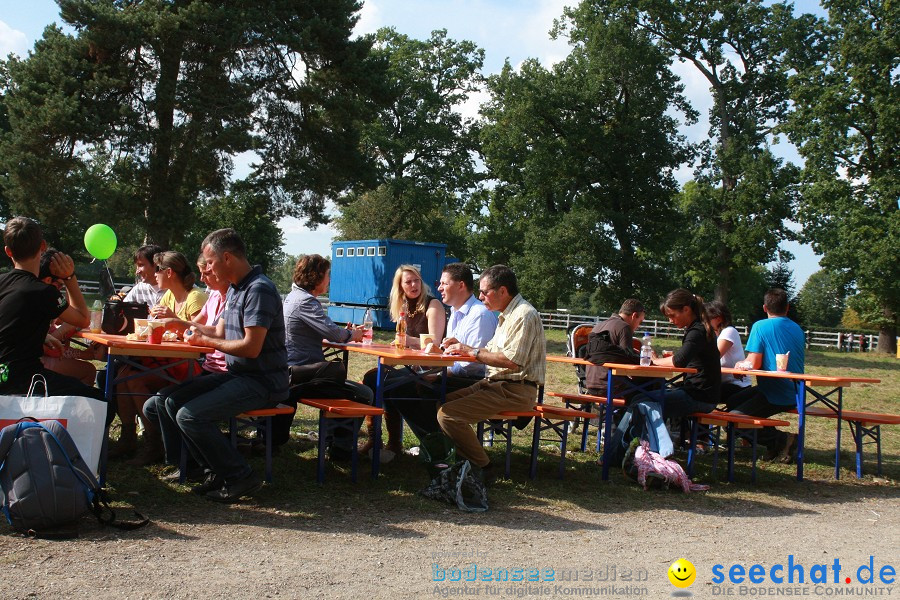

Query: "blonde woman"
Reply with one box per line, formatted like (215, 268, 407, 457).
(360, 265, 446, 461)
(388, 264, 446, 348)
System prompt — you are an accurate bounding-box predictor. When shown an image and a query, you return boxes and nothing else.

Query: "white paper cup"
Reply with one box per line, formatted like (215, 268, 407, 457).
(776, 353, 789, 372)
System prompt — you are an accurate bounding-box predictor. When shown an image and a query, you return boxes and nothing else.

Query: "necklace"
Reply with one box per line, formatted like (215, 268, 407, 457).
(405, 298, 424, 318)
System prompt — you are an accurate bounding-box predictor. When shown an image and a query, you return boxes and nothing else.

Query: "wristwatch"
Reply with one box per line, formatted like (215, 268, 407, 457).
(473, 348, 482, 361)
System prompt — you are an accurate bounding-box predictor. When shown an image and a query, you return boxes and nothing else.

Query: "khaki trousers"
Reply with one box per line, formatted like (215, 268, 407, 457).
(436, 379, 537, 468)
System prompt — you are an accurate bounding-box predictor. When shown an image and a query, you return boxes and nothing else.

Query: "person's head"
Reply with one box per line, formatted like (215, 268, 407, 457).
(3, 217, 45, 264)
(38, 248, 64, 289)
(438, 262, 474, 308)
(478, 264, 518, 312)
(153, 251, 195, 291)
(618, 298, 646, 331)
(293, 254, 331, 296)
(134, 244, 164, 284)
(197, 253, 227, 293)
(389, 264, 432, 320)
(704, 300, 733, 334)
(660, 288, 713, 339)
(763, 288, 789, 317)
(200, 228, 248, 284)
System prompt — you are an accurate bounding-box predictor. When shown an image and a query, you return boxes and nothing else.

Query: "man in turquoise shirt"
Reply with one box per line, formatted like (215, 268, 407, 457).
(731, 288, 806, 461)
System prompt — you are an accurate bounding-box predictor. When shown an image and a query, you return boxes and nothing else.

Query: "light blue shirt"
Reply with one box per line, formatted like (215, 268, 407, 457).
(745, 316, 806, 406)
(447, 294, 498, 378)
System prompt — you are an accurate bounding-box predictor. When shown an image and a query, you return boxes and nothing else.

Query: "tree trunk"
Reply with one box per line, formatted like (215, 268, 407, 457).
(877, 305, 897, 354)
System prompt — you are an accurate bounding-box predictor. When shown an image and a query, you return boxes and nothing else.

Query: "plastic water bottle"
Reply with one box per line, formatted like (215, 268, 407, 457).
(640, 333, 652, 366)
(396, 310, 407, 349)
(362, 308, 374, 345)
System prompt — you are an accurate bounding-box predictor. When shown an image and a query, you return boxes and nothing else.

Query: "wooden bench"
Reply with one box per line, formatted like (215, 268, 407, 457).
(477, 405, 593, 480)
(299, 398, 384, 484)
(545, 391, 626, 452)
(790, 408, 900, 478)
(228, 404, 297, 483)
(687, 411, 791, 483)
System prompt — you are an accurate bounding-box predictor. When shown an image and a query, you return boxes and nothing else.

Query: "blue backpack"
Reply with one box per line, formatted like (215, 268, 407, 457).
(0, 419, 148, 537)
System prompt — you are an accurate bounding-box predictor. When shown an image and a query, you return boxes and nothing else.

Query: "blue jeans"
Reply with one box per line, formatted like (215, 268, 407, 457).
(144, 372, 272, 482)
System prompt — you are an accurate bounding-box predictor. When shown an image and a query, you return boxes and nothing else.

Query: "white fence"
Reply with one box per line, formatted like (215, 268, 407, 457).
(539, 311, 880, 351)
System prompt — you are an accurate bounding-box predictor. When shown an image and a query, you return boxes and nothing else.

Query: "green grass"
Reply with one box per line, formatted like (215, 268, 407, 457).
(103, 329, 899, 520)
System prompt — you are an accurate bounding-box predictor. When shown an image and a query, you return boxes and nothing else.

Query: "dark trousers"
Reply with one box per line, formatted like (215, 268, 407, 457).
(725, 386, 791, 448)
(384, 375, 482, 440)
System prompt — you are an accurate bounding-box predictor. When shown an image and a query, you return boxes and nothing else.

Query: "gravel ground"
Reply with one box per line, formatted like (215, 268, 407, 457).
(1, 485, 897, 599)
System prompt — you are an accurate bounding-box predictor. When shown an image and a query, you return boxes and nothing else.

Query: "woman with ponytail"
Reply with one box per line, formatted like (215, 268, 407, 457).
(649, 288, 721, 415)
(611, 289, 719, 463)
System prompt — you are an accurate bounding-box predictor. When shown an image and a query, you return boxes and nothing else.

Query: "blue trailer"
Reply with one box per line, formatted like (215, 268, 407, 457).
(327, 239, 448, 329)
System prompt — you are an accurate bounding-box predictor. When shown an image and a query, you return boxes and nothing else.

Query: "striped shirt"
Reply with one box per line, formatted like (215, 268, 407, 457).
(223, 266, 289, 402)
(123, 282, 163, 308)
(486, 293, 546, 386)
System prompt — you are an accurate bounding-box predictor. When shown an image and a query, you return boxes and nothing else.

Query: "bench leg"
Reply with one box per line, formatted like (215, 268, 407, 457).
(264, 416, 273, 483)
(579, 404, 590, 453)
(528, 418, 540, 480)
(559, 418, 569, 480)
(351, 418, 359, 484)
(726, 423, 736, 483)
(316, 411, 327, 484)
(750, 429, 758, 484)
(687, 418, 698, 478)
(875, 425, 882, 477)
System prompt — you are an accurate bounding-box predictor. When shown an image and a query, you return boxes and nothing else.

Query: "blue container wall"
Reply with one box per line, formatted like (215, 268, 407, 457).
(328, 239, 447, 306)
(327, 306, 393, 329)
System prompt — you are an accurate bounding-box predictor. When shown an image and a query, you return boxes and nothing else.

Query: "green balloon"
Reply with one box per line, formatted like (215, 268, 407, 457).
(84, 224, 117, 260)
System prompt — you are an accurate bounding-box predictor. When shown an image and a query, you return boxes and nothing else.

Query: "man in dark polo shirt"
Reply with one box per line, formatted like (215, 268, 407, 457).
(0, 217, 108, 413)
(156, 228, 288, 502)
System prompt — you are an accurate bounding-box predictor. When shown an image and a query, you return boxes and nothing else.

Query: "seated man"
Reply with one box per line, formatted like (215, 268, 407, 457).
(387, 262, 498, 440)
(584, 298, 645, 399)
(0, 217, 109, 420)
(120, 244, 165, 307)
(147, 228, 288, 502)
(730, 288, 806, 461)
(438, 265, 545, 480)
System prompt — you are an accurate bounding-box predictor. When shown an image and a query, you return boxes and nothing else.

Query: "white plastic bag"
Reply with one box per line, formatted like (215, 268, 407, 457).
(0, 376, 107, 475)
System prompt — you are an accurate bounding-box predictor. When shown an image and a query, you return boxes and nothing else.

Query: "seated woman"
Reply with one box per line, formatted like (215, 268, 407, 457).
(360, 264, 446, 461)
(613, 289, 719, 460)
(111, 251, 207, 464)
(705, 300, 751, 406)
(142, 254, 229, 474)
(282, 254, 369, 458)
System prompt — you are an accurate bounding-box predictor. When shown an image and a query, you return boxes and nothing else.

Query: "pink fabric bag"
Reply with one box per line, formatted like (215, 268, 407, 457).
(634, 440, 709, 492)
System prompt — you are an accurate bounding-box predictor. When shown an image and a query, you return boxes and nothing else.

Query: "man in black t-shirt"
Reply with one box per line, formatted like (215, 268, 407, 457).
(0, 217, 108, 419)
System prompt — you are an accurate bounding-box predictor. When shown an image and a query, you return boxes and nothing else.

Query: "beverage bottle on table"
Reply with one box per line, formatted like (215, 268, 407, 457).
(396, 310, 407, 349)
(640, 333, 652, 366)
(362, 308, 374, 345)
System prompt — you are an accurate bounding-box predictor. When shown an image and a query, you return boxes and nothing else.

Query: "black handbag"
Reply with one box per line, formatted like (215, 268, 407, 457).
(101, 300, 149, 335)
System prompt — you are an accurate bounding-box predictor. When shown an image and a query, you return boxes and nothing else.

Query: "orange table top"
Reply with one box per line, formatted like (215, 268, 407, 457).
(323, 341, 476, 367)
(720, 367, 880, 386)
(81, 331, 214, 358)
(545, 354, 697, 376)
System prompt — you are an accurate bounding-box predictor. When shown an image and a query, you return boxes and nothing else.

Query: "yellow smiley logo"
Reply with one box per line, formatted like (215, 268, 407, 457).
(668, 558, 696, 588)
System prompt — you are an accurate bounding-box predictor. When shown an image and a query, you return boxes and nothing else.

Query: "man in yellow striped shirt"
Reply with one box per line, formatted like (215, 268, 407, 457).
(438, 265, 545, 480)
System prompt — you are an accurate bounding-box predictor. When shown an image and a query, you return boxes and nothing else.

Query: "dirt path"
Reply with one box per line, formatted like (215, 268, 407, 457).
(2, 486, 897, 599)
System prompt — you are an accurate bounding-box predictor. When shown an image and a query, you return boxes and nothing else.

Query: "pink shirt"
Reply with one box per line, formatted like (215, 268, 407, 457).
(198, 290, 227, 373)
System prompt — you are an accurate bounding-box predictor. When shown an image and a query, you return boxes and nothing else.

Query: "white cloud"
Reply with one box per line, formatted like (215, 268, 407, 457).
(355, 0, 382, 36)
(0, 20, 29, 58)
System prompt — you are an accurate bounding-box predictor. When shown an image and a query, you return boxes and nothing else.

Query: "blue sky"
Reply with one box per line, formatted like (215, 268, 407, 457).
(1, 0, 824, 288)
